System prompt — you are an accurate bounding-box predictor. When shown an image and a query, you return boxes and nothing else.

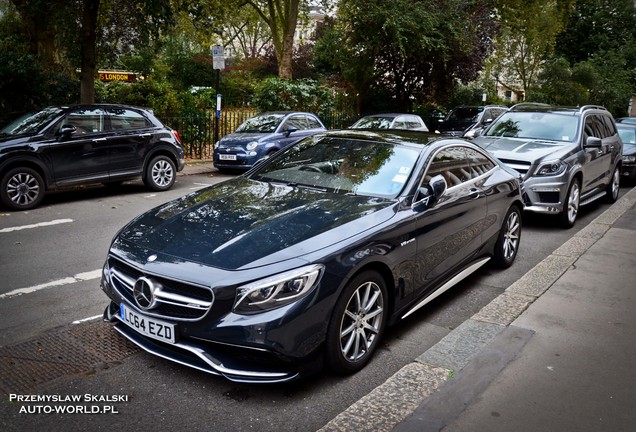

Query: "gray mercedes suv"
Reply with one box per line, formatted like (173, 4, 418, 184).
(473, 103, 622, 228)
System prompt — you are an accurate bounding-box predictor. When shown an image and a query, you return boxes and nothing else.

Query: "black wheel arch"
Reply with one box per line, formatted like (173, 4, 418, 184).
(0, 156, 51, 190)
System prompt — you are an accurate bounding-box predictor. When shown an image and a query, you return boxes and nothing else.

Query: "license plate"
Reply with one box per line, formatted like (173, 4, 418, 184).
(219, 154, 237, 161)
(120, 303, 176, 344)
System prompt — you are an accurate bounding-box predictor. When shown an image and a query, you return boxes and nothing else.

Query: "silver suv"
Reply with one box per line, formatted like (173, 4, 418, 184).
(473, 103, 622, 228)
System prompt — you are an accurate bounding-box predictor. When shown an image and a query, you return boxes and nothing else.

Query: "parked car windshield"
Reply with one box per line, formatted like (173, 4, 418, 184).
(484, 112, 579, 142)
(0, 107, 63, 136)
(351, 116, 395, 129)
(252, 136, 420, 198)
(235, 113, 286, 133)
(617, 124, 636, 145)
(447, 107, 482, 121)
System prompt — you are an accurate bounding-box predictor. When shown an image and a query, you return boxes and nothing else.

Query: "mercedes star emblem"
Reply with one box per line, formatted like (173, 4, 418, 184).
(133, 277, 158, 310)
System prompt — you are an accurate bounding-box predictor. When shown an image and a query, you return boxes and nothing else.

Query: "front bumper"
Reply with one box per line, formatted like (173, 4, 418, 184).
(520, 177, 568, 214)
(621, 162, 636, 180)
(103, 302, 301, 383)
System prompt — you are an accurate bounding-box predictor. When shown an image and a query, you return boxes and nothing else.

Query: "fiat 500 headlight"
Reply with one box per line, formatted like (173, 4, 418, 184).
(233, 264, 324, 313)
(246, 141, 259, 151)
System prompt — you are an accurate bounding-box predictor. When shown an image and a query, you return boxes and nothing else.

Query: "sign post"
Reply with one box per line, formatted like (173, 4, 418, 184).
(212, 46, 225, 146)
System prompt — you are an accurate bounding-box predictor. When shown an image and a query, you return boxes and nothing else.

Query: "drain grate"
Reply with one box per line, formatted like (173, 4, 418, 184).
(0, 321, 139, 395)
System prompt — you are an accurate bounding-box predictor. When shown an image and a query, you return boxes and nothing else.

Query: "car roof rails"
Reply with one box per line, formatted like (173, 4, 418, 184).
(509, 102, 552, 111)
(578, 105, 608, 112)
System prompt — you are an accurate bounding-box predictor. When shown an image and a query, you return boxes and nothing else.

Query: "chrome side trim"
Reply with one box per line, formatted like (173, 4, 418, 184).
(402, 257, 491, 320)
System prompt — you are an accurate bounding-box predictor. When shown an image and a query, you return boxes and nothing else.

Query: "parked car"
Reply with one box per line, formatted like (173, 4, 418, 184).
(617, 122, 636, 181)
(436, 105, 508, 138)
(0, 104, 185, 211)
(350, 113, 429, 131)
(616, 117, 636, 125)
(213, 111, 326, 172)
(101, 129, 523, 383)
(473, 103, 622, 228)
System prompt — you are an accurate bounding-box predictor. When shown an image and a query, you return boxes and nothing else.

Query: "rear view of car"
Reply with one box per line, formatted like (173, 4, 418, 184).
(473, 103, 622, 228)
(350, 113, 428, 131)
(436, 105, 508, 138)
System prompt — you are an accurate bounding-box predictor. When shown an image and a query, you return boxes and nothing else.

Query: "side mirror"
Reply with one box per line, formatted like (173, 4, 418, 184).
(284, 127, 298, 137)
(585, 136, 602, 148)
(413, 174, 447, 211)
(59, 124, 77, 137)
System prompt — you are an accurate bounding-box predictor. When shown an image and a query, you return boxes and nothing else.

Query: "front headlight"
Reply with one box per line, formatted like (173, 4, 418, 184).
(246, 141, 259, 151)
(233, 264, 324, 314)
(623, 155, 636, 163)
(535, 160, 567, 177)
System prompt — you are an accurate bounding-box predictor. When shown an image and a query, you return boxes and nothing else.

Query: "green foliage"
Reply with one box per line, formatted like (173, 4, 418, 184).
(252, 77, 335, 118)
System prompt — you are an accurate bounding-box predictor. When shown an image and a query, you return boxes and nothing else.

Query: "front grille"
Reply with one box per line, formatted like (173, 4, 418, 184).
(499, 159, 532, 178)
(108, 256, 213, 321)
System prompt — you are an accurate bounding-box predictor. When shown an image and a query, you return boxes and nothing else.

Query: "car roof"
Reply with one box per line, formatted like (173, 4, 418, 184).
(508, 103, 609, 116)
(317, 129, 473, 150)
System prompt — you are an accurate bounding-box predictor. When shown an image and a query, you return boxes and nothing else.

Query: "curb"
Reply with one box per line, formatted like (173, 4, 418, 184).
(318, 186, 636, 432)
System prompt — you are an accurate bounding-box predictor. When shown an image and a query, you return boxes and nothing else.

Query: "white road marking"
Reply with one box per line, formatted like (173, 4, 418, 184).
(190, 182, 212, 190)
(0, 218, 74, 233)
(145, 194, 157, 198)
(72, 315, 102, 325)
(0, 269, 102, 300)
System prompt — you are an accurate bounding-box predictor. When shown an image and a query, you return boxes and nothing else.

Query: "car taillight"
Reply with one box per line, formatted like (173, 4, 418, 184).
(172, 130, 182, 145)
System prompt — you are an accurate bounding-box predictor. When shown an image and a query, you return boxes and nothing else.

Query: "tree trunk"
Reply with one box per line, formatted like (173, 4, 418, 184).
(80, 0, 100, 104)
(278, 29, 295, 79)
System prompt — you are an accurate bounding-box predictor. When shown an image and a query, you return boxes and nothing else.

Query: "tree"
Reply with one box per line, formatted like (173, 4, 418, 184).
(320, 0, 498, 112)
(485, 0, 574, 97)
(240, 0, 303, 78)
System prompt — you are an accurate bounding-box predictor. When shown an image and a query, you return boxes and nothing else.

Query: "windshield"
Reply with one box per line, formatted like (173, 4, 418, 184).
(447, 107, 482, 122)
(618, 125, 636, 145)
(0, 107, 63, 136)
(484, 112, 579, 142)
(235, 113, 285, 133)
(351, 116, 395, 129)
(251, 136, 420, 198)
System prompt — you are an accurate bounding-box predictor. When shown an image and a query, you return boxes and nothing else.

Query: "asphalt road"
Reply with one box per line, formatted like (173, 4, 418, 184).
(0, 171, 632, 432)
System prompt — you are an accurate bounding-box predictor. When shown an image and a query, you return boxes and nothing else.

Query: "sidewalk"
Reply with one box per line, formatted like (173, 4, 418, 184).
(320, 186, 636, 432)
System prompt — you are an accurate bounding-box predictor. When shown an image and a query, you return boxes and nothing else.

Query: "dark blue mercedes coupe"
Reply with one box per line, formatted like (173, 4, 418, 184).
(101, 130, 523, 383)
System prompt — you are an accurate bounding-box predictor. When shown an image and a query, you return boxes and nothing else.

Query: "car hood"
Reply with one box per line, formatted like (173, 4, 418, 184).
(437, 119, 474, 132)
(474, 136, 575, 163)
(218, 132, 272, 147)
(115, 177, 397, 270)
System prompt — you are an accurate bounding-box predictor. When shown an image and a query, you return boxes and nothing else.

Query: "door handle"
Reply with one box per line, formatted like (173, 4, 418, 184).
(139, 133, 152, 138)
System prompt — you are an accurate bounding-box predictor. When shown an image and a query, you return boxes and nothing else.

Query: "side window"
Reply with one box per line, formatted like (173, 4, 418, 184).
(305, 116, 323, 129)
(602, 115, 617, 136)
(283, 116, 307, 131)
(585, 115, 610, 139)
(393, 116, 408, 129)
(424, 147, 471, 187)
(58, 108, 105, 135)
(406, 115, 423, 129)
(465, 147, 495, 178)
(107, 108, 151, 131)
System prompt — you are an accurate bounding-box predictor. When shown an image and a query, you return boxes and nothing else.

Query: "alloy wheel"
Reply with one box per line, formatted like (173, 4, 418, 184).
(6, 172, 40, 207)
(151, 159, 174, 187)
(338, 281, 384, 362)
(502, 210, 521, 261)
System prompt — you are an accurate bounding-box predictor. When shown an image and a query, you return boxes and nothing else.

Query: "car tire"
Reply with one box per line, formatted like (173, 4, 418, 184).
(144, 155, 176, 191)
(493, 205, 522, 268)
(325, 270, 387, 374)
(559, 179, 580, 229)
(604, 165, 620, 203)
(1, 167, 45, 211)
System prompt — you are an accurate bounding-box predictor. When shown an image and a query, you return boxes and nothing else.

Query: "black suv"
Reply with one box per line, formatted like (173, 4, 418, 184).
(0, 104, 185, 210)
(473, 103, 622, 228)
(435, 105, 508, 138)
